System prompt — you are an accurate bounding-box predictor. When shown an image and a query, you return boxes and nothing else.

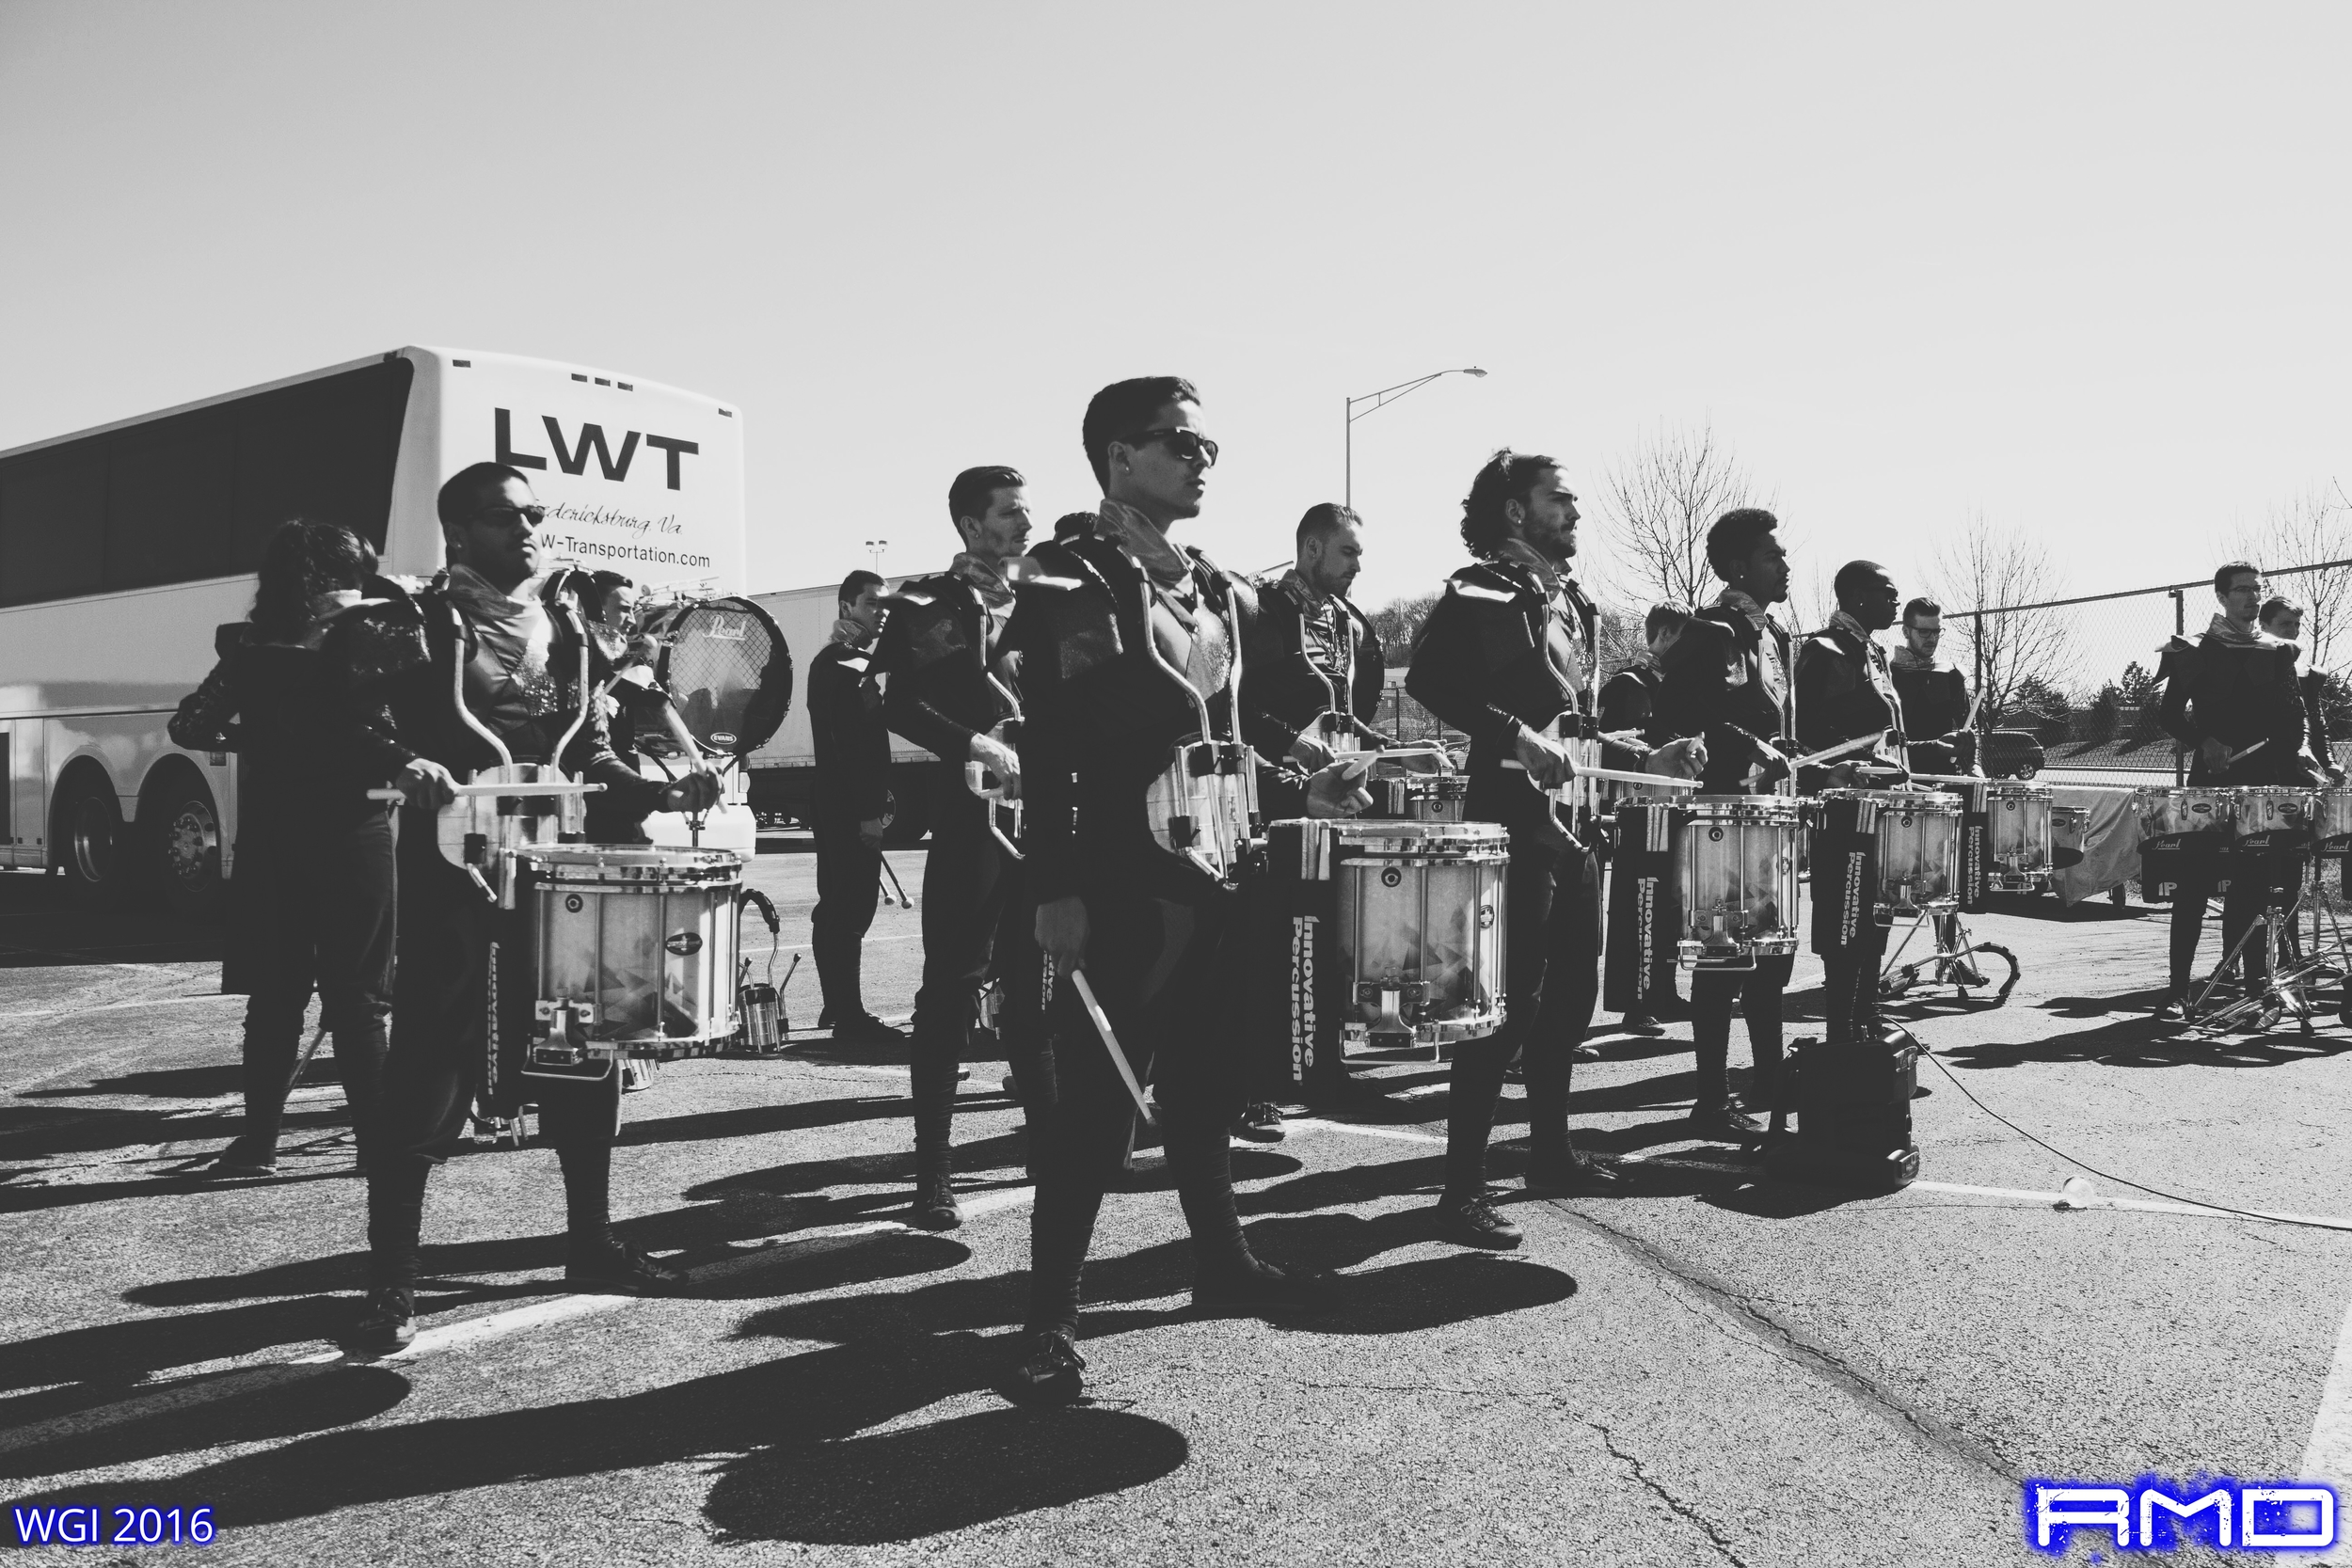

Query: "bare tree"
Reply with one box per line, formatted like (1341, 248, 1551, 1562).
(1366, 592, 1438, 666)
(1597, 421, 1766, 613)
(2230, 488, 2352, 674)
(1928, 515, 2074, 730)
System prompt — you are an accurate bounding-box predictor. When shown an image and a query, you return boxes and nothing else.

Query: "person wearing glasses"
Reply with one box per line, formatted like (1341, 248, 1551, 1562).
(1404, 451, 1700, 1251)
(334, 463, 720, 1354)
(1002, 376, 1365, 1405)
(873, 465, 1047, 1229)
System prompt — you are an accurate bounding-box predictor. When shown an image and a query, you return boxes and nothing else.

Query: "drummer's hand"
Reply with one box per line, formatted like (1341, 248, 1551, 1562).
(659, 769, 722, 814)
(969, 733, 1022, 800)
(1035, 895, 1089, 978)
(857, 816, 886, 851)
(1824, 761, 1868, 788)
(394, 757, 458, 812)
(1646, 736, 1706, 779)
(2200, 736, 2230, 773)
(1750, 740, 1791, 786)
(1513, 724, 1578, 789)
(1287, 731, 1334, 770)
(1305, 758, 1374, 819)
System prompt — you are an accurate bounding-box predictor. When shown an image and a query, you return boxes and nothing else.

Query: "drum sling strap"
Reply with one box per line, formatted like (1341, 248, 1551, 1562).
(1603, 801, 1680, 1012)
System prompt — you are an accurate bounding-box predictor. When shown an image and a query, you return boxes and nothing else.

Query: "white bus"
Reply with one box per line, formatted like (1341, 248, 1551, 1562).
(0, 346, 746, 914)
(742, 581, 936, 841)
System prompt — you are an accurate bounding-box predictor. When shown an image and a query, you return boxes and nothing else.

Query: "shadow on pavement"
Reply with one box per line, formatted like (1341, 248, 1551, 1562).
(705, 1406, 1188, 1545)
(0, 1364, 412, 1481)
(0, 872, 224, 968)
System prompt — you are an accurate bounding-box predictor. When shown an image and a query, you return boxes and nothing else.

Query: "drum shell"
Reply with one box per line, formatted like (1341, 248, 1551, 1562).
(522, 847, 745, 1060)
(2233, 785, 2314, 848)
(2316, 786, 2352, 857)
(1319, 820, 1507, 1048)
(1143, 738, 1259, 881)
(1674, 797, 1804, 969)
(2135, 786, 2236, 838)
(1984, 782, 2054, 890)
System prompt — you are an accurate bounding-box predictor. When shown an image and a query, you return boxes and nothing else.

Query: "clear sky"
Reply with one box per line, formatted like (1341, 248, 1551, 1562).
(3, 1, 2344, 619)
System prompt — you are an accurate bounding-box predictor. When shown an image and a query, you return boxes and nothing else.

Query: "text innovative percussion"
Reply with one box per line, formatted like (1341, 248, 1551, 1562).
(171, 405, 2352, 1409)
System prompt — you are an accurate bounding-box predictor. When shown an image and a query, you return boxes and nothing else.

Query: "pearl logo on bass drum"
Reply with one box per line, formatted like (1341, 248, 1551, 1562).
(664, 931, 704, 957)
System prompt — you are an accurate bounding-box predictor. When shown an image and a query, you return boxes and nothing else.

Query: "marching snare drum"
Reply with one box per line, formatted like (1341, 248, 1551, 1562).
(1145, 736, 1259, 882)
(521, 845, 746, 1063)
(1676, 797, 1804, 969)
(1818, 788, 1963, 919)
(1294, 819, 1507, 1051)
(1984, 781, 2054, 893)
(2232, 785, 2314, 847)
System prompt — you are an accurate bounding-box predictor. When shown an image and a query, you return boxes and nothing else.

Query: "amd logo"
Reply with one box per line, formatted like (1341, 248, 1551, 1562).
(494, 408, 699, 490)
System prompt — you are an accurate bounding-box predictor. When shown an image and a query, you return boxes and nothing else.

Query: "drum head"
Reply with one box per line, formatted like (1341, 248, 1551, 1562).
(652, 597, 793, 758)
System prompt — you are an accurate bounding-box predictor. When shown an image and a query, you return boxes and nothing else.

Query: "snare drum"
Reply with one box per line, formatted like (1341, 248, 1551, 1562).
(521, 846, 746, 1062)
(2315, 786, 2352, 855)
(1295, 819, 1507, 1050)
(1367, 772, 1468, 821)
(1145, 737, 1259, 881)
(2135, 786, 2236, 839)
(1984, 781, 2054, 892)
(1818, 789, 1963, 919)
(2233, 785, 2314, 847)
(1676, 797, 1804, 969)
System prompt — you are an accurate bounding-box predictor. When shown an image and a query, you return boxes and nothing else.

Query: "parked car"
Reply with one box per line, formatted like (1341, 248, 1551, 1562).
(1981, 729, 2046, 779)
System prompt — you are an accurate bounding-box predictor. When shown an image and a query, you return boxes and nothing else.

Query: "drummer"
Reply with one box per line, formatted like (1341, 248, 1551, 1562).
(1888, 596, 1977, 775)
(874, 465, 1043, 1230)
(1791, 560, 1911, 1046)
(2260, 596, 2343, 785)
(1003, 375, 1364, 1405)
(2151, 562, 2327, 1020)
(1406, 450, 1701, 1249)
(1649, 513, 1801, 1133)
(336, 463, 720, 1354)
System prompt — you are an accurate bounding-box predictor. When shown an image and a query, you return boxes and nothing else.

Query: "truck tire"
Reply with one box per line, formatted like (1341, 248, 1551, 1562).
(56, 770, 134, 912)
(149, 769, 225, 921)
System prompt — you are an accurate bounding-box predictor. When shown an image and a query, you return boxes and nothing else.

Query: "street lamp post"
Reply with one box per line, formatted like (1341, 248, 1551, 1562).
(864, 539, 888, 576)
(1344, 366, 1486, 509)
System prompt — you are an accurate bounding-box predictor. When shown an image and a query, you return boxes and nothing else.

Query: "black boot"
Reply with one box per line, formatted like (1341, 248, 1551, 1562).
(908, 1063, 964, 1230)
(1003, 1327, 1087, 1405)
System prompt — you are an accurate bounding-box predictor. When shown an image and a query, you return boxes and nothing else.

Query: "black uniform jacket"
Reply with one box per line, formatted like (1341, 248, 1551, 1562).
(1793, 622, 1905, 768)
(875, 571, 1020, 764)
(1004, 513, 1255, 905)
(1653, 606, 1792, 794)
(2157, 632, 2323, 785)
(1240, 574, 1387, 756)
(172, 618, 399, 819)
(1597, 665, 1662, 745)
(807, 641, 893, 824)
(333, 575, 662, 817)
(1890, 662, 1968, 742)
(1406, 556, 1644, 832)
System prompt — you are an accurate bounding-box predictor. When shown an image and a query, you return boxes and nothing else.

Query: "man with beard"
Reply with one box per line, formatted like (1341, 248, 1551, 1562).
(875, 466, 1042, 1229)
(1887, 596, 1976, 776)
(1406, 450, 1700, 1249)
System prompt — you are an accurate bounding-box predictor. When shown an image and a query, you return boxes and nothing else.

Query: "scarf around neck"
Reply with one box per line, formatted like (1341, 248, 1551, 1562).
(1493, 538, 1567, 597)
(2207, 612, 2280, 648)
(1094, 498, 1193, 590)
(949, 551, 1016, 610)
(1889, 643, 1947, 673)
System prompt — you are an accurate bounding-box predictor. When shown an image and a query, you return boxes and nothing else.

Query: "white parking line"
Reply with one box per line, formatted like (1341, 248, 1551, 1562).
(2293, 1299, 2352, 1565)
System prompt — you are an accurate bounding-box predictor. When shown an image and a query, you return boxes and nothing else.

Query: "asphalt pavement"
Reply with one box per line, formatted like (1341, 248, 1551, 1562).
(4, 848, 2351, 1566)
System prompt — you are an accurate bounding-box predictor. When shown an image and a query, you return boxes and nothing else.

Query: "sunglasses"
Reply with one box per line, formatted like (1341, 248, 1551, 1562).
(1123, 427, 1219, 468)
(478, 503, 548, 528)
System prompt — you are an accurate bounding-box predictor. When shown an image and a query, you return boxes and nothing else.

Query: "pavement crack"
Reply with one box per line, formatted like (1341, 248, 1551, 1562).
(1587, 1419, 1755, 1568)
(1552, 1202, 2022, 1483)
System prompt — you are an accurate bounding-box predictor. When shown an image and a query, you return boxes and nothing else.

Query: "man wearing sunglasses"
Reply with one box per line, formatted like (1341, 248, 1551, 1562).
(336, 463, 720, 1354)
(1000, 376, 1364, 1405)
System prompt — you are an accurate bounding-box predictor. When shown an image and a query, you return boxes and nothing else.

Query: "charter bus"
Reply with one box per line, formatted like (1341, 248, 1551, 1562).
(0, 346, 747, 914)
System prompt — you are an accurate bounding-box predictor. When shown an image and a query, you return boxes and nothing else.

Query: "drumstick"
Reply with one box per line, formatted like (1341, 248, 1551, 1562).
(367, 783, 606, 801)
(1788, 734, 1884, 771)
(1576, 766, 1698, 791)
(873, 849, 913, 909)
(2224, 739, 2270, 766)
(1071, 970, 1156, 1126)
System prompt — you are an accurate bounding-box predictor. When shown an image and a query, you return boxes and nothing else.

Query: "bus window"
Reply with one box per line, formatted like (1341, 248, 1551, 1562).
(107, 412, 235, 592)
(231, 359, 411, 562)
(0, 451, 106, 606)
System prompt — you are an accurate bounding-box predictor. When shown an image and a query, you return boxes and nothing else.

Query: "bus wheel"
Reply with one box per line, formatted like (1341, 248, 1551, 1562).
(150, 772, 224, 920)
(56, 772, 133, 911)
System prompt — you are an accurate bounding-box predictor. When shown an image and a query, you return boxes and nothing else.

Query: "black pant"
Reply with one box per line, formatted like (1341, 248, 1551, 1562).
(229, 806, 394, 1154)
(1025, 878, 1254, 1335)
(367, 818, 623, 1288)
(908, 784, 1041, 1171)
(810, 818, 882, 1023)
(1444, 832, 1601, 1199)
(2169, 864, 2282, 992)
(1822, 925, 1891, 1044)
(1692, 953, 1791, 1109)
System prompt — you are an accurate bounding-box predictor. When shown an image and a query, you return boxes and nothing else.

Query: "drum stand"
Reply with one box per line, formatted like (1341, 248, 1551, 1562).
(2185, 874, 2352, 1037)
(1878, 908, 2020, 1005)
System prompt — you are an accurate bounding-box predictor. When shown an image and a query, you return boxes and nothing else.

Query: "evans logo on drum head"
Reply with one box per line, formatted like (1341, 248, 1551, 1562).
(564, 895, 584, 913)
(664, 931, 704, 957)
